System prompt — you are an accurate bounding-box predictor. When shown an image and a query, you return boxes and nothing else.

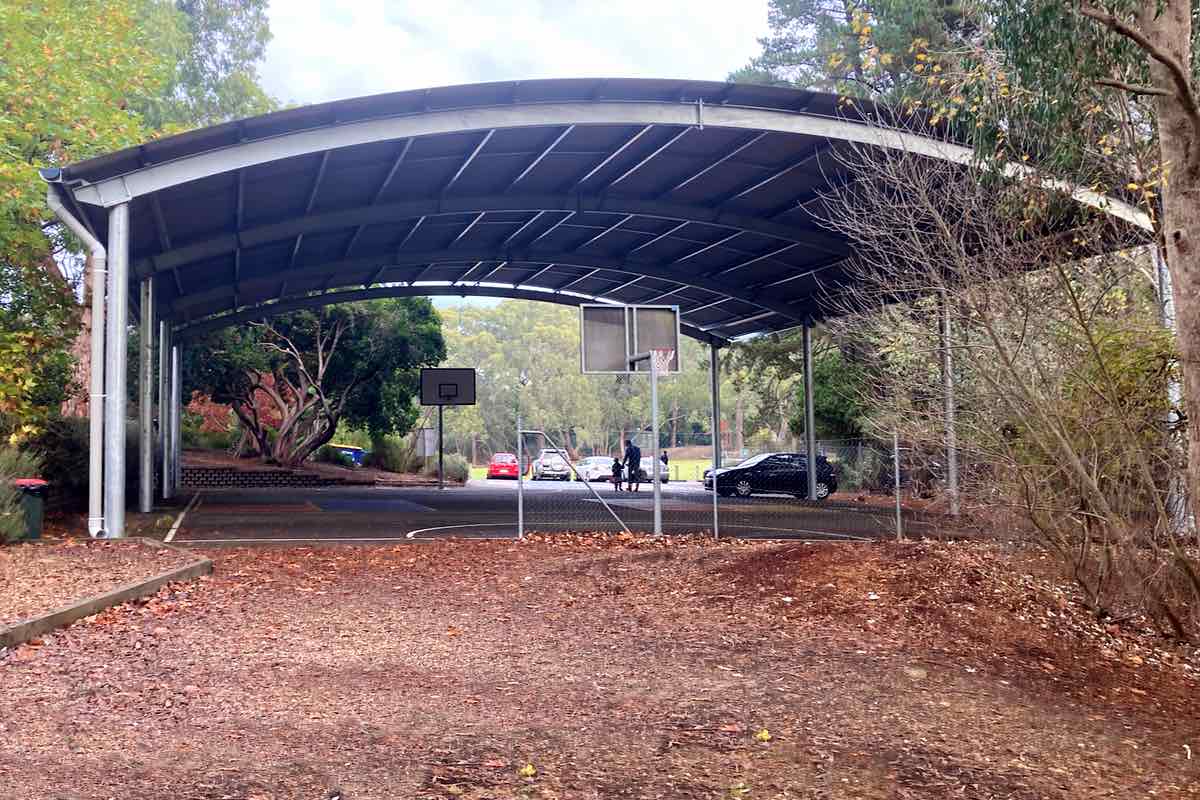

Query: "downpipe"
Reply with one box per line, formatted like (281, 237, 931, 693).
(42, 178, 107, 537)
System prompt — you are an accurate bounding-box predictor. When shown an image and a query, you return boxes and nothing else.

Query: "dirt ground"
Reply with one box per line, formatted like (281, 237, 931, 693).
(1, 536, 1198, 799)
(0, 537, 195, 628)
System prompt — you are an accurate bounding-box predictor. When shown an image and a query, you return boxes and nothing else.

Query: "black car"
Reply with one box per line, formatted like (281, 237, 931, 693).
(703, 452, 838, 500)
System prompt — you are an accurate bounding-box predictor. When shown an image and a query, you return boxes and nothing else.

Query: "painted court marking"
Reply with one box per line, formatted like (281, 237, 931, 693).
(164, 493, 201, 543)
(405, 522, 516, 539)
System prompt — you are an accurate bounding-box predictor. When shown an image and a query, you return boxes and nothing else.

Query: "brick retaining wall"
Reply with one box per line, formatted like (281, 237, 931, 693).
(181, 466, 347, 490)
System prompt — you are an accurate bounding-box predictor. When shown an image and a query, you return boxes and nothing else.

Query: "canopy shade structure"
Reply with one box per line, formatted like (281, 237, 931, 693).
(42, 77, 1150, 344)
(41, 77, 1152, 536)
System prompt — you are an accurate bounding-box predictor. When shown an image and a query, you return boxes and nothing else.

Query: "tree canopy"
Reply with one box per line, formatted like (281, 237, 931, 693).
(0, 0, 277, 442)
(186, 298, 445, 466)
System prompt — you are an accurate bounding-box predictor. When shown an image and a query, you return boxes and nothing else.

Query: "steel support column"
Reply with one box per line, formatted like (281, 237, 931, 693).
(171, 343, 182, 493)
(103, 203, 130, 537)
(650, 351, 662, 537)
(710, 342, 721, 538)
(940, 294, 959, 516)
(159, 321, 170, 499)
(802, 322, 817, 501)
(138, 279, 154, 513)
(710, 344, 722, 469)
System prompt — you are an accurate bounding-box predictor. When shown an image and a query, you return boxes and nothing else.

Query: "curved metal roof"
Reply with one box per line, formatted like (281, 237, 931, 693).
(48, 77, 1149, 343)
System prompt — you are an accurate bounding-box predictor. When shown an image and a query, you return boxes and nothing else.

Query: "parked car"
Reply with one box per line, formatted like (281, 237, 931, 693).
(531, 449, 572, 481)
(633, 456, 669, 483)
(574, 456, 613, 482)
(486, 452, 522, 479)
(703, 452, 838, 500)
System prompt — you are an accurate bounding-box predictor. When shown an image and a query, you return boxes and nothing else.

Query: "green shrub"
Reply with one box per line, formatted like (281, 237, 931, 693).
(331, 421, 372, 450)
(28, 416, 152, 512)
(316, 445, 358, 468)
(183, 415, 235, 451)
(423, 452, 468, 482)
(368, 435, 418, 473)
(27, 416, 89, 511)
(0, 447, 43, 542)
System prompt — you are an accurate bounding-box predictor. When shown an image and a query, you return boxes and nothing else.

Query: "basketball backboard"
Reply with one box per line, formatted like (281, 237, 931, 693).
(580, 305, 680, 374)
(420, 368, 477, 405)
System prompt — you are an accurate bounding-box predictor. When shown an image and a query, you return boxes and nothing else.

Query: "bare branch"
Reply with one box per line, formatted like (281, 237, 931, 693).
(1094, 77, 1170, 96)
(1078, 4, 1200, 142)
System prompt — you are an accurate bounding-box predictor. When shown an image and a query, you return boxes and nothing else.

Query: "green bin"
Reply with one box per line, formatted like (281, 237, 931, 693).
(13, 479, 48, 540)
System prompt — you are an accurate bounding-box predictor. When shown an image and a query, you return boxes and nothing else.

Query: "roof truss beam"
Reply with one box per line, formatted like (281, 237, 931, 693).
(509, 125, 574, 188)
(662, 131, 768, 196)
(177, 284, 725, 344)
(133, 192, 832, 276)
(444, 130, 494, 191)
(167, 248, 812, 323)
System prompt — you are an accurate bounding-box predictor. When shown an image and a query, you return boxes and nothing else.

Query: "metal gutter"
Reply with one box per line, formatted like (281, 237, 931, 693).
(41, 174, 107, 536)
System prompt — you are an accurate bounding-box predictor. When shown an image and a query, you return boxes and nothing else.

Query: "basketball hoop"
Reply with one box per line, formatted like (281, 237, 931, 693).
(651, 348, 674, 375)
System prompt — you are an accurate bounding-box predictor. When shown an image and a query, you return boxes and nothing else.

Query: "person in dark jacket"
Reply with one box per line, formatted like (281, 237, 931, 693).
(611, 456, 624, 492)
(624, 439, 642, 492)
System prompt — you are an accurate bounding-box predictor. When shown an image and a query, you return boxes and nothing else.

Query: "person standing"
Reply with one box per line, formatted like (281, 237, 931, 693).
(611, 455, 624, 492)
(624, 438, 642, 492)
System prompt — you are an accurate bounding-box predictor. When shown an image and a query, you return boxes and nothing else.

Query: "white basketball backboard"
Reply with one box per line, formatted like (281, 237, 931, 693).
(580, 305, 680, 374)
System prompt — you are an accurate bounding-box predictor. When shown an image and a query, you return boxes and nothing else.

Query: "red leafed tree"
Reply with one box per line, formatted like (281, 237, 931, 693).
(186, 391, 234, 433)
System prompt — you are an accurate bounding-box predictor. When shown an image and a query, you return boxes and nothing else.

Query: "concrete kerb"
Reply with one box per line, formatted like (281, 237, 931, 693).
(0, 538, 213, 650)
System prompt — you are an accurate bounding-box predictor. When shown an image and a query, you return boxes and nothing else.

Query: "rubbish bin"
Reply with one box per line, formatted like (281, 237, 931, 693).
(12, 479, 48, 540)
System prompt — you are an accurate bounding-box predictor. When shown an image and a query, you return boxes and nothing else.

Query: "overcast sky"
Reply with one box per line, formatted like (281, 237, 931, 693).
(261, 0, 769, 106)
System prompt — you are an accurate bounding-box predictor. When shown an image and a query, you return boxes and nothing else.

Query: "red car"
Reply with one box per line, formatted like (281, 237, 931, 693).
(486, 452, 521, 479)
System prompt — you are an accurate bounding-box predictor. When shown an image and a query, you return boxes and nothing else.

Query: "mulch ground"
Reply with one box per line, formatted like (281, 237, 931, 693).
(1, 535, 1198, 799)
(0, 537, 196, 628)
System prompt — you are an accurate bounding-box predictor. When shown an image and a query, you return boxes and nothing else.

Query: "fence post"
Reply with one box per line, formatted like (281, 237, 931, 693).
(893, 431, 903, 541)
(517, 411, 524, 540)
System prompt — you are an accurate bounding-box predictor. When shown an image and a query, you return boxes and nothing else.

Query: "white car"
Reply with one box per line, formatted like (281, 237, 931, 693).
(634, 456, 669, 483)
(574, 456, 614, 482)
(531, 449, 572, 480)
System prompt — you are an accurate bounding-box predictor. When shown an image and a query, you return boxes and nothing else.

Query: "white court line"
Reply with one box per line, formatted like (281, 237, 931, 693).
(164, 493, 200, 543)
(406, 522, 516, 539)
(177, 521, 868, 545)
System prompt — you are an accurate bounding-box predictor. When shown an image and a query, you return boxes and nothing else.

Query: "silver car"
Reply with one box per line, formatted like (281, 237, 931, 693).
(531, 449, 571, 480)
(574, 456, 614, 482)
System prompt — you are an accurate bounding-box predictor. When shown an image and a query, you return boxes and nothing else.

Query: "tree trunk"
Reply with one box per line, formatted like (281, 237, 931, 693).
(470, 435, 477, 466)
(232, 404, 272, 460)
(734, 392, 744, 457)
(670, 400, 679, 447)
(1141, 0, 1200, 528)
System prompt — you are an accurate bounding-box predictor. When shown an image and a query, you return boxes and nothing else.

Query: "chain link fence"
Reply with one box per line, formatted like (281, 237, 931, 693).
(510, 424, 947, 540)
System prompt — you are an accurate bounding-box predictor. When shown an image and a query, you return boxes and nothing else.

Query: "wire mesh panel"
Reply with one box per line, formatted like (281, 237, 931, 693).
(516, 426, 722, 537)
(706, 438, 934, 541)
(519, 428, 636, 534)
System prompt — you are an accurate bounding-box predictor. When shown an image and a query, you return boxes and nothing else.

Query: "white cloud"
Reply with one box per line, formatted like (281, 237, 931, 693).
(261, 0, 769, 106)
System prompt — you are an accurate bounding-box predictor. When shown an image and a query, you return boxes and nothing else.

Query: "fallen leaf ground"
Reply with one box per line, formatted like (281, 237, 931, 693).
(1, 536, 1198, 799)
(0, 538, 196, 628)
